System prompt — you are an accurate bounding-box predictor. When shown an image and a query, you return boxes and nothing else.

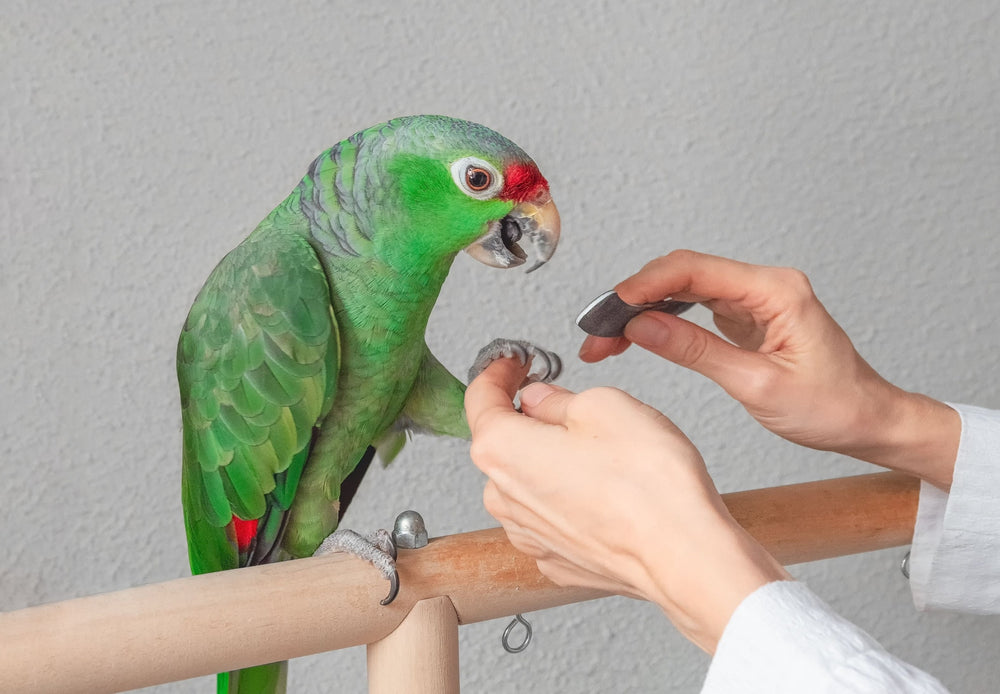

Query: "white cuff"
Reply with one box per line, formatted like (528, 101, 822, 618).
(702, 581, 947, 693)
(910, 403, 1000, 613)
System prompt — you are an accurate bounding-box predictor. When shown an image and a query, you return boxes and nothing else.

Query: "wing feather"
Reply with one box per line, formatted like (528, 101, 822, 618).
(179, 229, 338, 575)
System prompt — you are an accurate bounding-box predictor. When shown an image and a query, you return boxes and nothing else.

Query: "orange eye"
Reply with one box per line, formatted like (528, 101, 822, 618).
(465, 166, 493, 192)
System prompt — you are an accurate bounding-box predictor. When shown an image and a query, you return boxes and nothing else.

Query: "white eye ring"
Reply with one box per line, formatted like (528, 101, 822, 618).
(450, 157, 503, 200)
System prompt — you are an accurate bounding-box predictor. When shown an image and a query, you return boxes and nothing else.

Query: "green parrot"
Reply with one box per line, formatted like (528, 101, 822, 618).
(177, 115, 561, 694)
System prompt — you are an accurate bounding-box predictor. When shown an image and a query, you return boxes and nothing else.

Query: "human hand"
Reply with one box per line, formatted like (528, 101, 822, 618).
(465, 356, 789, 653)
(579, 250, 959, 488)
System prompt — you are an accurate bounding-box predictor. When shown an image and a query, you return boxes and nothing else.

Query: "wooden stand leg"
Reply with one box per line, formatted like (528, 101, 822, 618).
(367, 596, 460, 694)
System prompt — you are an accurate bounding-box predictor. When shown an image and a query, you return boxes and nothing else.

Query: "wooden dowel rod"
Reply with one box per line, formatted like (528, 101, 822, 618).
(0, 471, 918, 693)
(367, 596, 460, 694)
(724, 470, 918, 565)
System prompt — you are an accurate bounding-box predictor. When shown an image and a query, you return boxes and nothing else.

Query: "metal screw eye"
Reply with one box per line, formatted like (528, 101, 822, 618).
(502, 614, 532, 654)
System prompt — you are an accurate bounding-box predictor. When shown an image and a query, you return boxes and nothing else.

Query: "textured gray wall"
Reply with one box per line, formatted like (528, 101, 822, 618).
(3, 1, 999, 692)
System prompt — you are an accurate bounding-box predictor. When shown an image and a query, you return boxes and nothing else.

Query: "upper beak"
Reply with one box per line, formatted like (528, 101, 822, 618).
(464, 191, 561, 272)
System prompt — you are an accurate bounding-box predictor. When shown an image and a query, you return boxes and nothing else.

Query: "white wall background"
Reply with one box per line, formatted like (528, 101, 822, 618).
(3, 1, 999, 691)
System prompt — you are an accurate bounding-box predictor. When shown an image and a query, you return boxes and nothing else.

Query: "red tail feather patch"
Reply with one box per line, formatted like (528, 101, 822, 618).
(232, 517, 259, 551)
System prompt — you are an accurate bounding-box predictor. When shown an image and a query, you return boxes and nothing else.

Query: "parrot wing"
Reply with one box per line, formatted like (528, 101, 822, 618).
(178, 228, 339, 574)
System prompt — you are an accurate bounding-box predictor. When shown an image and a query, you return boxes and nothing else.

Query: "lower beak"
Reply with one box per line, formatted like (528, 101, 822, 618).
(464, 192, 561, 272)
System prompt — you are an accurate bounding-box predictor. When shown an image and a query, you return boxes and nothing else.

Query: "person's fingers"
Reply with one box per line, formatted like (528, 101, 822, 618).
(578, 335, 631, 362)
(712, 309, 766, 351)
(614, 250, 754, 304)
(534, 556, 628, 591)
(615, 250, 799, 313)
(579, 253, 811, 363)
(483, 483, 559, 557)
(482, 481, 550, 529)
(624, 311, 778, 401)
(465, 357, 531, 432)
(518, 382, 576, 425)
(502, 523, 553, 560)
(482, 479, 507, 518)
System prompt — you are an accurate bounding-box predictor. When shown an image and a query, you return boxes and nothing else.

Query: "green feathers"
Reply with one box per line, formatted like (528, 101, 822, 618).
(178, 115, 555, 693)
(379, 153, 513, 272)
(179, 228, 338, 573)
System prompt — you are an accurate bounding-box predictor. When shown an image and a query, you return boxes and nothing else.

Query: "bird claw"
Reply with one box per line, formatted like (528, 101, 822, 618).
(313, 527, 399, 605)
(468, 338, 562, 386)
(381, 570, 400, 606)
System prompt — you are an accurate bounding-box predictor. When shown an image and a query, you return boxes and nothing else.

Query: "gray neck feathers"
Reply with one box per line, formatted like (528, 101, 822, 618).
(296, 129, 384, 258)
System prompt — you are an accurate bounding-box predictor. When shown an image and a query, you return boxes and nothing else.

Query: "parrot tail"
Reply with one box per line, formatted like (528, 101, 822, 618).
(218, 661, 287, 694)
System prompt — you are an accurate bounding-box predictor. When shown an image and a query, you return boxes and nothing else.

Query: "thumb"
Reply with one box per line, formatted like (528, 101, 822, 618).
(519, 382, 575, 425)
(624, 312, 767, 398)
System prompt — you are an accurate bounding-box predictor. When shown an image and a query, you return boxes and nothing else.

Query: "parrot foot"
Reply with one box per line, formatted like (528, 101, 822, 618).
(313, 528, 399, 605)
(467, 338, 562, 386)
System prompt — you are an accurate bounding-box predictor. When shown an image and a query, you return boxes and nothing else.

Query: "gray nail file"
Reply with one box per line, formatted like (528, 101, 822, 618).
(575, 290, 695, 337)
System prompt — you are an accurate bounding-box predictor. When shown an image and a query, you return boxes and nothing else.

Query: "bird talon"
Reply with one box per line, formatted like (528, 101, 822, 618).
(371, 527, 397, 561)
(468, 338, 562, 385)
(314, 528, 399, 606)
(530, 347, 562, 382)
(511, 344, 529, 365)
(380, 569, 400, 606)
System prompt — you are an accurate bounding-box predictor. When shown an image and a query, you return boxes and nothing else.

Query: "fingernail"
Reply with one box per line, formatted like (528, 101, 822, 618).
(520, 382, 557, 408)
(578, 340, 594, 360)
(624, 314, 670, 346)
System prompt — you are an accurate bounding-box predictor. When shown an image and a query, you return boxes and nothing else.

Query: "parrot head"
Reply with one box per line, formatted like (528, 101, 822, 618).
(316, 115, 561, 274)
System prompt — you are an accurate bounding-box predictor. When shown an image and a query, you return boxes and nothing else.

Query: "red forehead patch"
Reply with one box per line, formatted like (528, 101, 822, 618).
(501, 163, 548, 203)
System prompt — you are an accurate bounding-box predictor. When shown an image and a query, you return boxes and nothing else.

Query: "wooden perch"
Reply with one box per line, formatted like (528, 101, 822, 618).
(0, 472, 918, 693)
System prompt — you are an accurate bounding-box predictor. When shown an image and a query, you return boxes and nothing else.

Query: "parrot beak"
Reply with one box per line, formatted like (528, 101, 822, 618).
(464, 191, 561, 272)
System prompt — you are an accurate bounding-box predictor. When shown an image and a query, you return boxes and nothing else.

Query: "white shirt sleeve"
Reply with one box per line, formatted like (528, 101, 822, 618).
(701, 581, 949, 693)
(909, 403, 1000, 613)
(704, 403, 1000, 692)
